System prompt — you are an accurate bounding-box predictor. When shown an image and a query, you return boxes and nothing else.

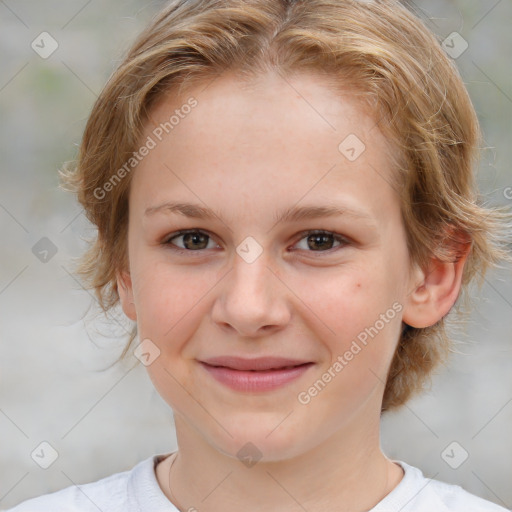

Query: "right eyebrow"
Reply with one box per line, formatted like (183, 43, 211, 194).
(144, 201, 218, 219)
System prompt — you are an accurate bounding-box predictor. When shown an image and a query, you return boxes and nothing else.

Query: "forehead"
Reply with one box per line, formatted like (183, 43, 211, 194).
(147, 70, 378, 150)
(132, 71, 400, 226)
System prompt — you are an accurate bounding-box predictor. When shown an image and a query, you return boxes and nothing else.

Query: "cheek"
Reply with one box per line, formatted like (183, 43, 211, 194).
(305, 266, 389, 333)
(303, 273, 402, 416)
(131, 259, 217, 343)
(304, 264, 401, 369)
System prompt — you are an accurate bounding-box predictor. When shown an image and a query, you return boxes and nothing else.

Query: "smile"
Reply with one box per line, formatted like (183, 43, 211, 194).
(198, 359, 315, 392)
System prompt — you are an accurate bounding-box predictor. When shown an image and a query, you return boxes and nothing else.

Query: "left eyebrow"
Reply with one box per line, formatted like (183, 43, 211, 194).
(274, 204, 375, 224)
(144, 201, 376, 225)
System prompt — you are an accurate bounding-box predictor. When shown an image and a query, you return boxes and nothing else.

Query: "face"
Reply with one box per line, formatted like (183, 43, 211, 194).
(119, 71, 418, 461)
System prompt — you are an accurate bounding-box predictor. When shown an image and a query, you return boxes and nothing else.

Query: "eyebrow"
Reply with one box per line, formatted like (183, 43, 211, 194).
(144, 201, 375, 225)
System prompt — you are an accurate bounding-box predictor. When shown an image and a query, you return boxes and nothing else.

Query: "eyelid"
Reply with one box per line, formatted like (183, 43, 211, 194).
(291, 229, 351, 253)
(162, 228, 351, 254)
(162, 229, 221, 252)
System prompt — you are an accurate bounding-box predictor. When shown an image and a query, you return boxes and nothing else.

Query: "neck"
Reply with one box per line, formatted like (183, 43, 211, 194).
(156, 413, 404, 512)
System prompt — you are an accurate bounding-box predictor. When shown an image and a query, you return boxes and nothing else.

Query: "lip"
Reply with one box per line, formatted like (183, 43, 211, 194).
(201, 356, 312, 371)
(198, 356, 315, 392)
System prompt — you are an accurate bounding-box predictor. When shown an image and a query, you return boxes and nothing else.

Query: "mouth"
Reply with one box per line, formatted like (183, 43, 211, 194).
(199, 356, 314, 371)
(198, 356, 315, 392)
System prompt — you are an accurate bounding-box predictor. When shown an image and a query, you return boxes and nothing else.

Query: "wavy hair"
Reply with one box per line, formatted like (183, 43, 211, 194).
(61, 0, 512, 412)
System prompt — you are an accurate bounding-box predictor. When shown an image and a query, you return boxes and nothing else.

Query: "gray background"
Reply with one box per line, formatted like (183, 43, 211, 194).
(1, 0, 511, 509)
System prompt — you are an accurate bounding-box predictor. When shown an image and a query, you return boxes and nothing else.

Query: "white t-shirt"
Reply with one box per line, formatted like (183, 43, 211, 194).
(5, 452, 510, 512)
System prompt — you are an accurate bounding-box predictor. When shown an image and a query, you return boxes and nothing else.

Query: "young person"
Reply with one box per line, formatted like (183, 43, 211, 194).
(8, 0, 512, 510)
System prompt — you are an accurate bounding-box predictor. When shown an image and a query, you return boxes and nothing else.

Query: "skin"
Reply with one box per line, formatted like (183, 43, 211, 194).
(117, 70, 469, 512)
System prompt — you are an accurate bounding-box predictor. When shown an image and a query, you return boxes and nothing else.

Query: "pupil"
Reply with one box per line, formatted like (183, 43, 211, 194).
(184, 232, 207, 250)
(309, 233, 332, 251)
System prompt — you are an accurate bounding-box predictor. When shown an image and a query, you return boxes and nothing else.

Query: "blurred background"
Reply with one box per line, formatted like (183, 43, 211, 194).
(0, 0, 511, 509)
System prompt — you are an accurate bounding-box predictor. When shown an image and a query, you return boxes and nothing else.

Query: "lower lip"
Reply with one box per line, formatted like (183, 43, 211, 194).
(199, 362, 314, 392)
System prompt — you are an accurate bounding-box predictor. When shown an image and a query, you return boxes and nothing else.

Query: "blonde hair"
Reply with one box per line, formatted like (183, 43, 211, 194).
(61, 0, 512, 412)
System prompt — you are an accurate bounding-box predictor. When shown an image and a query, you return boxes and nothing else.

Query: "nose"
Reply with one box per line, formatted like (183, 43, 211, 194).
(210, 249, 291, 338)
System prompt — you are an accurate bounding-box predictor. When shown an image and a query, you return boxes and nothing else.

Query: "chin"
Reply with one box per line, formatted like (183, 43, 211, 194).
(207, 419, 312, 464)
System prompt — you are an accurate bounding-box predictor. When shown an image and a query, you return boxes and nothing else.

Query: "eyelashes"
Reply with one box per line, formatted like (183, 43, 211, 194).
(290, 229, 350, 253)
(163, 230, 217, 252)
(162, 229, 351, 255)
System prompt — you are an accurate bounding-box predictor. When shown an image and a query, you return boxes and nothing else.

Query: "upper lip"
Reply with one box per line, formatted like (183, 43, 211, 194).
(200, 356, 313, 371)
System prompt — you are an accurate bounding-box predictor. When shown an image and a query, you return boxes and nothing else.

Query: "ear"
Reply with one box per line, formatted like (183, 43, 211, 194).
(117, 270, 137, 321)
(402, 228, 471, 329)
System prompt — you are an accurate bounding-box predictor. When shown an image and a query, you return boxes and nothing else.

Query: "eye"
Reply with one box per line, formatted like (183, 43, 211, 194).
(162, 229, 350, 254)
(292, 230, 350, 253)
(163, 229, 219, 252)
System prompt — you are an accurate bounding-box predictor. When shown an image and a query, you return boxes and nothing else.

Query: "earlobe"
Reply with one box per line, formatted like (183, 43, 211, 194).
(402, 232, 471, 329)
(117, 271, 137, 321)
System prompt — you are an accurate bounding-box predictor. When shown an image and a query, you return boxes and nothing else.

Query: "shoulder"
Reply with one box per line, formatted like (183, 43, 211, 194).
(375, 461, 510, 512)
(3, 456, 152, 512)
(424, 475, 510, 512)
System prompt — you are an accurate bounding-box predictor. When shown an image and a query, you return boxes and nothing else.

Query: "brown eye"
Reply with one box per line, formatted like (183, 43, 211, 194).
(162, 229, 349, 255)
(294, 230, 349, 253)
(165, 230, 217, 251)
(307, 233, 335, 251)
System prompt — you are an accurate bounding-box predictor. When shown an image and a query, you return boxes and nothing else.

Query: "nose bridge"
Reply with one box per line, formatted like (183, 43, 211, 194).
(212, 240, 289, 335)
(230, 244, 275, 306)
